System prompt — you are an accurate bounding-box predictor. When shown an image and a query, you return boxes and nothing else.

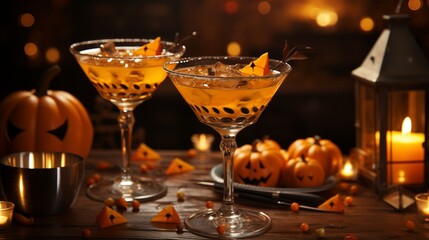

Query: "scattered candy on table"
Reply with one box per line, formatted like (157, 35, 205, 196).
(290, 202, 300, 212)
(150, 205, 181, 224)
(206, 201, 214, 209)
(176, 191, 185, 202)
(81, 228, 91, 238)
(96, 206, 128, 229)
(132, 143, 161, 162)
(165, 158, 195, 175)
(318, 194, 344, 212)
(300, 222, 310, 232)
(115, 197, 128, 210)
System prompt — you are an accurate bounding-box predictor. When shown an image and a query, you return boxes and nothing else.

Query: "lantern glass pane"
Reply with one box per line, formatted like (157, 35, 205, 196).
(386, 90, 425, 185)
(356, 83, 377, 177)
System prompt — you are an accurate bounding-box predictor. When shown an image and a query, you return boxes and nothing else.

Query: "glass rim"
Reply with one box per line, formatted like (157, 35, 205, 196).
(69, 38, 186, 60)
(0, 201, 15, 210)
(415, 192, 429, 200)
(163, 55, 292, 80)
(0, 151, 83, 169)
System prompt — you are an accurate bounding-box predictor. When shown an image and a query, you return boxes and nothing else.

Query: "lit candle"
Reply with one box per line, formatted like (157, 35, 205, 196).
(416, 193, 429, 221)
(341, 162, 353, 177)
(191, 133, 214, 152)
(0, 201, 14, 229)
(387, 117, 424, 162)
(377, 117, 425, 184)
(340, 160, 358, 181)
(423, 199, 429, 216)
(0, 216, 7, 225)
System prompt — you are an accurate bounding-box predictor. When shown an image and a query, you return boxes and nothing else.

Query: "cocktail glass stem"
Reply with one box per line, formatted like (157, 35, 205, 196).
(218, 134, 238, 215)
(116, 107, 135, 193)
(214, 133, 245, 229)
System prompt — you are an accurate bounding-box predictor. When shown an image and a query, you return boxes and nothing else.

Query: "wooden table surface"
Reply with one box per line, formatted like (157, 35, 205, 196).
(1, 149, 429, 239)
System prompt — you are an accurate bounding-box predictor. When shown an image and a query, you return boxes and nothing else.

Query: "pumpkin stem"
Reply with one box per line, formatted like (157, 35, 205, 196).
(251, 139, 260, 152)
(261, 135, 271, 141)
(300, 154, 308, 163)
(36, 65, 62, 97)
(314, 135, 321, 146)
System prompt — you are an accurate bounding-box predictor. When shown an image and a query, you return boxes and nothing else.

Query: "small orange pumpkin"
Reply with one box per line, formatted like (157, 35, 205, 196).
(287, 135, 342, 176)
(0, 65, 93, 158)
(233, 142, 284, 187)
(254, 136, 282, 152)
(281, 154, 325, 188)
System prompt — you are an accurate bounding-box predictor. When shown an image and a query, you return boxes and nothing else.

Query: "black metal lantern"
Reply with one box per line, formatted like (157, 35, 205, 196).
(352, 14, 429, 202)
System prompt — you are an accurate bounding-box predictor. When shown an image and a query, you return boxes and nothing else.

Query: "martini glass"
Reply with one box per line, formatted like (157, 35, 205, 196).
(164, 56, 291, 238)
(70, 39, 185, 202)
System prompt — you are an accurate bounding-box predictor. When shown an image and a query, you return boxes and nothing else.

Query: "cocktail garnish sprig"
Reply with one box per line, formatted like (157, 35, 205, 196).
(168, 31, 199, 53)
(272, 40, 313, 70)
(239, 41, 312, 76)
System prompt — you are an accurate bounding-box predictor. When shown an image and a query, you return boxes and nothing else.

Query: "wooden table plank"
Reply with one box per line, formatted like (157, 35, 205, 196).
(1, 149, 428, 239)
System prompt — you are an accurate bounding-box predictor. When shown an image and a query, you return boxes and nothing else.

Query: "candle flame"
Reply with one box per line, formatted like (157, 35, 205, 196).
(341, 161, 355, 178)
(192, 133, 214, 152)
(344, 162, 353, 173)
(401, 117, 412, 135)
(197, 134, 208, 151)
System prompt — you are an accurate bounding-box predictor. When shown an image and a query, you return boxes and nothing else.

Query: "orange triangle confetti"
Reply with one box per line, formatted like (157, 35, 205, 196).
(165, 158, 195, 175)
(96, 206, 128, 229)
(132, 143, 161, 162)
(150, 205, 181, 224)
(240, 52, 271, 76)
(133, 37, 162, 56)
(318, 194, 344, 213)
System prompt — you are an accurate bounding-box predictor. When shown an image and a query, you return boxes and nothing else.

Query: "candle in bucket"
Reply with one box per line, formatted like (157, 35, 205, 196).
(0, 201, 14, 229)
(415, 193, 429, 222)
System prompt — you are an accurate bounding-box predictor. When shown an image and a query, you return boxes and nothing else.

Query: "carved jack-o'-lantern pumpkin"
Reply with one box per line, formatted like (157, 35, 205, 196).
(254, 135, 282, 152)
(0, 65, 93, 158)
(281, 154, 325, 188)
(287, 135, 342, 176)
(233, 142, 284, 187)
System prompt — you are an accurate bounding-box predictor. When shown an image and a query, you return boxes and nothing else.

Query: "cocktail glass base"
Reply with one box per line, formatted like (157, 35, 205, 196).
(184, 209, 271, 239)
(86, 177, 167, 202)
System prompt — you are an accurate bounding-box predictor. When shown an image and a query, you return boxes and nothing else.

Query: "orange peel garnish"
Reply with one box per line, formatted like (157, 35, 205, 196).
(133, 37, 162, 56)
(240, 52, 270, 76)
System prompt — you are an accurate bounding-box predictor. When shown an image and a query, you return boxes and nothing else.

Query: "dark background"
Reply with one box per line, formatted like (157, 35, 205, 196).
(1, 0, 429, 154)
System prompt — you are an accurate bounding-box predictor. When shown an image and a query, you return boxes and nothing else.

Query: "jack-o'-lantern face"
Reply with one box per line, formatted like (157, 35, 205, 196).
(237, 155, 273, 185)
(0, 65, 93, 159)
(293, 162, 325, 187)
(281, 155, 325, 188)
(3, 105, 72, 154)
(7, 118, 68, 144)
(233, 146, 283, 187)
